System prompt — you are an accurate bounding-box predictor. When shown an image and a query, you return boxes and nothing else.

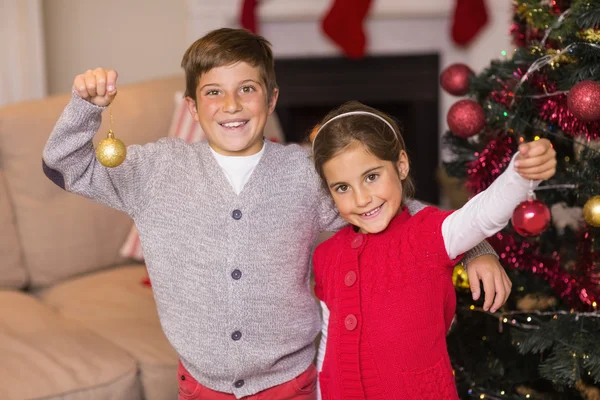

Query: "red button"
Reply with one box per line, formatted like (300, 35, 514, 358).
(345, 314, 357, 331)
(351, 235, 363, 249)
(344, 271, 357, 287)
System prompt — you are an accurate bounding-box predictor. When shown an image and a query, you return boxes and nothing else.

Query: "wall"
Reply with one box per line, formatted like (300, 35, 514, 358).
(43, 0, 188, 95)
(460, 1, 515, 73)
(0, 0, 47, 106)
(42, 0, 513, 96)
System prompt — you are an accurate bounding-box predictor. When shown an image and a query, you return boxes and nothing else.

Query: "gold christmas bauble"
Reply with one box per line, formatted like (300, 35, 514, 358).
(583, 195, 600, 227)
(578, 28, 600, 43)
(452, 263, 470, 291)
(96, 131, 126, 168)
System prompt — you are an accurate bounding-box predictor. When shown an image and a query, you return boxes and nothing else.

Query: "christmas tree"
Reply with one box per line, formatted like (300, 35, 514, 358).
(440, 1, 600, 399)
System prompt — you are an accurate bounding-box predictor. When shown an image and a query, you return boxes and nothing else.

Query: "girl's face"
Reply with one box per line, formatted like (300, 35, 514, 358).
(323, 142, 409, 234)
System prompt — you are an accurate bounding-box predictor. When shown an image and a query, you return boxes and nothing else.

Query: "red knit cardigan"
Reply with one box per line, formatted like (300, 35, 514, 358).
(313, 207, 462, 400)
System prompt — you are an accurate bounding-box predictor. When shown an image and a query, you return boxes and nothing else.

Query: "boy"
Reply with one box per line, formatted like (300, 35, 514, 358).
(43, 28, 509, 399)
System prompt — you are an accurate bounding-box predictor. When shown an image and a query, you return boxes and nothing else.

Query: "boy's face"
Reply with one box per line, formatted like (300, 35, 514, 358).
(186, 62, 279, 156)
(323, 143, 409, 234)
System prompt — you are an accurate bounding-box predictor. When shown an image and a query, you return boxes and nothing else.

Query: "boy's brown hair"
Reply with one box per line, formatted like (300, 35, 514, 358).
(181, 28, 278, 105)
(311, 101, 416, 202)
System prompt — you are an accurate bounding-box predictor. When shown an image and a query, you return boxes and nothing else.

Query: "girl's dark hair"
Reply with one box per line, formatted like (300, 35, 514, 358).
(311, 101, 415, 201)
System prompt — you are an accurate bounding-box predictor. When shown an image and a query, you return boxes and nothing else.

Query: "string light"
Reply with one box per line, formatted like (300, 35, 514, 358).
(509, 42, 600, 108)
(465, 306, 600, 335)
(534, 184, 578, 191)
(456, 365, 528, 399)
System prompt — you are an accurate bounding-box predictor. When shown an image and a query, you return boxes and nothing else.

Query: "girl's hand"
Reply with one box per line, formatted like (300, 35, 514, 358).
(466, 255, 512, 313)
(514, 138, 557, 181)
(72, 68, 118, 107)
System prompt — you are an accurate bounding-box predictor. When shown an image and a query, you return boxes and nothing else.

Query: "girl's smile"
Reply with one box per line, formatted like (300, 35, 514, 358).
(323, 142, 409, 234)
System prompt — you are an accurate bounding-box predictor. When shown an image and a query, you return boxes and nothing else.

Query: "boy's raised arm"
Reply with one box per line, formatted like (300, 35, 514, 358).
(42, 69, 166, 217)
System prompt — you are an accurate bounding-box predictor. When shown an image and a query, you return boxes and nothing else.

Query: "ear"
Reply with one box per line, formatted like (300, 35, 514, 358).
(268, 88, 279, 115)
(397, 150, 410, 180)
(185, 97, 199, 122)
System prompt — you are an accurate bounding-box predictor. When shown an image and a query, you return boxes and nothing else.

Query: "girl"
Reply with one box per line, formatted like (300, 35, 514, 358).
(311, 101, 556, 399)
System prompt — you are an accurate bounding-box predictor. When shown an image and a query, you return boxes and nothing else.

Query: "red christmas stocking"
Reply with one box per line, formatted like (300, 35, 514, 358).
(240, 0, 259, 34)
(322, 0, 373, 59)
(451, 0, 489, 46)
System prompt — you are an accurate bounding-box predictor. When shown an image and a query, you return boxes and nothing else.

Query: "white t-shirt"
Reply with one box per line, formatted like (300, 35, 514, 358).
(210, 144, 265, 195)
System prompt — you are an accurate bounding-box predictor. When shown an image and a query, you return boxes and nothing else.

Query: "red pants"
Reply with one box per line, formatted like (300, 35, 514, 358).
(177, 362, 317, 400)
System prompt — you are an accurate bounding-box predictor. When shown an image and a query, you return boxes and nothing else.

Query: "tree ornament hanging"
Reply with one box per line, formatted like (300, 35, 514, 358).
(96, 105, 127, 168)
(512, 192, 551, 237)
(440, 63, 474, 96)
(567, 80, 600, 122)
(452, 263, 470, 291)
(447, 99, 486, 138)
(583, 195, 600, 227)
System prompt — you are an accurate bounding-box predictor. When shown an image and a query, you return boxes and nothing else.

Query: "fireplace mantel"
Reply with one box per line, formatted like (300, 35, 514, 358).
(257, 0, 453, 21)
(186, 0, 455, 37)
(186, 0, 452, 21)
(186, 1, 509, 68)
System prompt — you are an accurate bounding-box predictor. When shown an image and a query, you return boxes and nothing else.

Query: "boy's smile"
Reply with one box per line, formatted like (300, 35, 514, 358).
(186, 62, 279, 156)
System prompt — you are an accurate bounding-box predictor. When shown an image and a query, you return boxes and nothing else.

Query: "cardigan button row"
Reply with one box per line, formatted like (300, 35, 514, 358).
(346, 234, 362, 332)
(230, 209, 245, 392)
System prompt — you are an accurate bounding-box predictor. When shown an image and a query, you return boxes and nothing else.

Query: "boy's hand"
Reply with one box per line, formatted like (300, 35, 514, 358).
(514, 138, 557, 180)
(466, 255, 512, 313)
(73, 68, 118, 107)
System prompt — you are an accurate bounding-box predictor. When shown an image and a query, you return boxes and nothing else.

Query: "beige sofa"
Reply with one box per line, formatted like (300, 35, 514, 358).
(0, 76, 190, 400)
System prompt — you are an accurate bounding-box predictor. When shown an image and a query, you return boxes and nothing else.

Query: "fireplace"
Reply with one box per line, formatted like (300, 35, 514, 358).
(274, 54, 440, 204)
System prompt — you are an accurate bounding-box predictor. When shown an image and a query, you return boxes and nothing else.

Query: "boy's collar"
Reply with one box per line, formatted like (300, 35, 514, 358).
(207, 138, 268, 159)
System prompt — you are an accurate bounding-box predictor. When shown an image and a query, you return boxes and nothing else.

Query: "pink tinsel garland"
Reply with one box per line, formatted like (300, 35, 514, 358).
(488, 229, 599, 310)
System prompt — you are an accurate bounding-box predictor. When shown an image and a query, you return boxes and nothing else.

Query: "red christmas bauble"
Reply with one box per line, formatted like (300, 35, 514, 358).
(440, 63, 474, 96)
(447, 100, 486, 138)
(511, 199, 551, 237)
(567, 80, 600, 122)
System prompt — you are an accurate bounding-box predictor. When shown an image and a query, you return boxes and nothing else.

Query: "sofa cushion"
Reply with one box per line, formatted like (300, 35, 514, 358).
(0, 76, 184, 287)
(40, 264, 178, 400)
(0, 170, 27, 289)
(0, 291, 140, 400)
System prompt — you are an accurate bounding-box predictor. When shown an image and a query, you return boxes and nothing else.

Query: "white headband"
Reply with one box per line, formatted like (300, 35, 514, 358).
(311, 111, 397, 151)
